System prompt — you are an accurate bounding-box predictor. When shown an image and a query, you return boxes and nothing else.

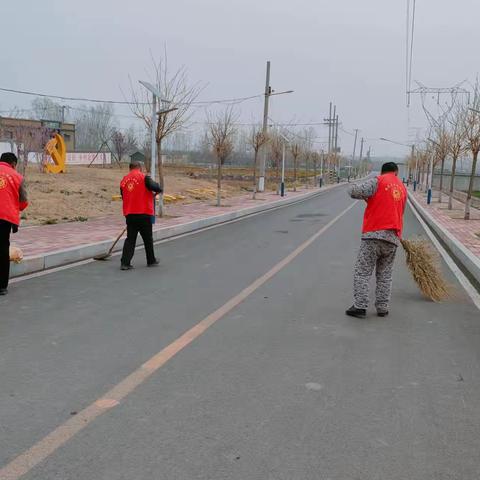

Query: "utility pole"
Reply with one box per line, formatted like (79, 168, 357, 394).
(349, 129, 358, 182)
(332, 105, 339, 183)
(358, 137, 364, 178)
(352, 129, 359, 163)
(327, 102, 332, 154)
(258, 61, 271, 193)
(334, 114, 339, 154)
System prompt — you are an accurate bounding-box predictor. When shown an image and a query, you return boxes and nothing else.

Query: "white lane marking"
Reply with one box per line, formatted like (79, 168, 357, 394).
(408, 199, 480, 311)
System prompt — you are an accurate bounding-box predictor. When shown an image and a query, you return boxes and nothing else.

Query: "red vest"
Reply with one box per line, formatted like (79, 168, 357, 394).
(0, 162, 27, 226)
(120, 169, 154, 216)
(362, 173, 407, 238)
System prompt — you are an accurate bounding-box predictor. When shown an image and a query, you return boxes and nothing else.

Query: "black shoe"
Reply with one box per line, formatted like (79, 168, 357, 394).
(345, 305, 366, 318)
(0, 288, 8, 296)
(377, 309, 389, 317)
(147, 260, 160, 267)
(121, 264, 134, 271)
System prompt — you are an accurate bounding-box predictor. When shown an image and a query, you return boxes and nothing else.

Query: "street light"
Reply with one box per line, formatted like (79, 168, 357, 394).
(139, 80, 178, 216)
(139, 81, 160, 181)
(379, 137, 417, 190)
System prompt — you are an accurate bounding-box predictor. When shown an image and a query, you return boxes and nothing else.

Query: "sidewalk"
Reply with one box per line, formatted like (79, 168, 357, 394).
(11, 185, 341, 277)
(410, 188, 480, 258)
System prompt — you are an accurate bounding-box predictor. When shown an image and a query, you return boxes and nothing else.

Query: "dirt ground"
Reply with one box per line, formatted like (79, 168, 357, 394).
(21, 165, 250, 225)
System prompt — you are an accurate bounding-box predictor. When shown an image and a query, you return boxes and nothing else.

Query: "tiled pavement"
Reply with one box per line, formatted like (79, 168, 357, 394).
(411, 188, 480, 258)
(12, 188, 321, 258)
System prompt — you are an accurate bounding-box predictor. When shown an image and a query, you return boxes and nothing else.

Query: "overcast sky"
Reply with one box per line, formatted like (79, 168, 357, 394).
(1, 0, 479, 157)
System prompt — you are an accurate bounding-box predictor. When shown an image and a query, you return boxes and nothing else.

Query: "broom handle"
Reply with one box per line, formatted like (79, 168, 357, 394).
(107, 227, 127, 255)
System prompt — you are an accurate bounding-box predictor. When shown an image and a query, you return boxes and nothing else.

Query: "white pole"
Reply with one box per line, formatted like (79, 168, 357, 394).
(150, 94, 157, 179)
(320, 151, 324, 186)
(150, 94, 157, 214)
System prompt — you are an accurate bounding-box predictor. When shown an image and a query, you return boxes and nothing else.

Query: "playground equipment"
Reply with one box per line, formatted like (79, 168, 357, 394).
(44, 133, 67, 173)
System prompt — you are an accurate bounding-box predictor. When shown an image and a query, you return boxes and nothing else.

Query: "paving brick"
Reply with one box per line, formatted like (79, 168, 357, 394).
(411, 189, 480, 261)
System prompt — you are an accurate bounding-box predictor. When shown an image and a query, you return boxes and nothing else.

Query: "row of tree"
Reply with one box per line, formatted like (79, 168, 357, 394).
(407, 81, 480, 220)
(1, 55, 371, 216)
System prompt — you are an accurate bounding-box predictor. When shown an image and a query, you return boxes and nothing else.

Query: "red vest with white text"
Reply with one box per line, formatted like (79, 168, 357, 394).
(120, 169, 154, 216)
(0, 161, 27, 226)
(362, 173, 407, 238)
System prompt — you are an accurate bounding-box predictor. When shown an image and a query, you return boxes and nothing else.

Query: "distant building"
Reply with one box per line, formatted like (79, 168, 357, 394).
(0, 116, 76, 152)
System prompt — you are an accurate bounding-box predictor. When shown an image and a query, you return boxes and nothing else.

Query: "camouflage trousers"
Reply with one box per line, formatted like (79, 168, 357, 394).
(353, 239, 397, 310)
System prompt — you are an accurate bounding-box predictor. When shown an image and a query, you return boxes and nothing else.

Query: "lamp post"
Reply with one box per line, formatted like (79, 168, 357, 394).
(139, 80, 178, 216)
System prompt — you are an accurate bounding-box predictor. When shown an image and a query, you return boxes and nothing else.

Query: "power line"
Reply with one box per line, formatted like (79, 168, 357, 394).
(0, 86, 264, 106)
(408, 0, 416, 96)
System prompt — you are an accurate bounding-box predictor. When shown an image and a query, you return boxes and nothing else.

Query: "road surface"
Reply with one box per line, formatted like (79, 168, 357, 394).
(1, 185, 479, 480)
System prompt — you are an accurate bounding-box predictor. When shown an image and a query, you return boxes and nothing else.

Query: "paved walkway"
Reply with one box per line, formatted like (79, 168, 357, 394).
(411, 187, 480, 258)
(13, 187, 323, 258)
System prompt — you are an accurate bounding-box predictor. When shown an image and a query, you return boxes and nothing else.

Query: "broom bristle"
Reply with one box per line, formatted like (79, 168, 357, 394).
(401, 238, 450, 302)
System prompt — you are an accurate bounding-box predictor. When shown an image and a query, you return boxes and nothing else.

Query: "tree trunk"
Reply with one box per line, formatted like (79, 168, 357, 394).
(252, 151, 258, 200)
(217, 157, 222, 207)
(21, 150, 28, 176)
(464, 150, 478, 220)
(156, 139, 164, 217)
(293, 156, 297, 192)
(448, 154, 458, 210)
(305, 159, 309, 189)
(420, 164, 425, 191)
(438, 156, 445, 203)
(313, 159, 317, 188)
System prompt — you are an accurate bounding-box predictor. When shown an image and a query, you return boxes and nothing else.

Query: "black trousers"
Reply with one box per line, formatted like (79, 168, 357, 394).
(0, 220, 12, 290)
(121, 214, 156, 266)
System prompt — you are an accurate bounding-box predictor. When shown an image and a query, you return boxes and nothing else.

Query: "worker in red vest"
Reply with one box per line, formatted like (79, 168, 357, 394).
(346, 162, 407, 318)
(120, 161, 162, 270)
(0, 153, 29, 295)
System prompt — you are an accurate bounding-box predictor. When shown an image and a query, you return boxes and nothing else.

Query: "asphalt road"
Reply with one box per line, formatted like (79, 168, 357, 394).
(1, 185, 479, 480)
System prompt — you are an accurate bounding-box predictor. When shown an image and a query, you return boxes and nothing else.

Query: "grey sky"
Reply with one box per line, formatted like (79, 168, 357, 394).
(1, 0, 479, 157)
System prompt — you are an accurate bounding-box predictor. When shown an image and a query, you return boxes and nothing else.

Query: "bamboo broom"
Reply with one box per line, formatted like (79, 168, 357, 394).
(401, 238, 450, 302)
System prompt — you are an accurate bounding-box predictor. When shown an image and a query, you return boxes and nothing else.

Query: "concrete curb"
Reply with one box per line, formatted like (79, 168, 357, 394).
(11, 183, 345, 278)
(409, 193, 480, 286)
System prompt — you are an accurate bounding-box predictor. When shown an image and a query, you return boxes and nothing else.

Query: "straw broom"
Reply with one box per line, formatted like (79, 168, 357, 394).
(400, 238, 450, 302)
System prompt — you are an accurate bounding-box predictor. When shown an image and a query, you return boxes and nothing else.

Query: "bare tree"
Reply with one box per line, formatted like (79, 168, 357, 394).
(11, 124, 49, 175)
(110, 130, 130, 166)
(446, 106, 467, 210)
(460, 80, 480, 219)
(430, 123, 449, 203)
(130, 52, 203, 216)
(312, 151, 320, 187)
(270, 133, 283, 194)
(208, 108, 237, 207)
(248, 125, 268, 199)
(74, 103, 114, 151)
(31, 97, 64, 122)
(289, 142, 302, 192)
